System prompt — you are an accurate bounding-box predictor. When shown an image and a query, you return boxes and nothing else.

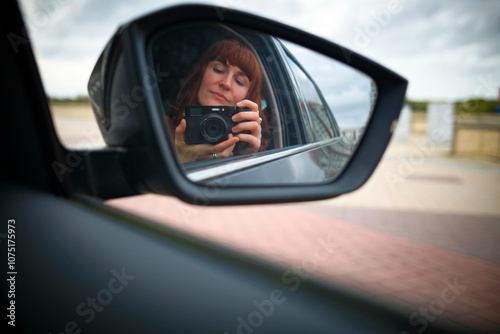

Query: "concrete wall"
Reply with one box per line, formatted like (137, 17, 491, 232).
(453, 115, 500, 158)
(409, 110, 500, 159)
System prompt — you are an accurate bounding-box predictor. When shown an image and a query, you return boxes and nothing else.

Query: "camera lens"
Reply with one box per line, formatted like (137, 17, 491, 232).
(201, 114, 227, 143)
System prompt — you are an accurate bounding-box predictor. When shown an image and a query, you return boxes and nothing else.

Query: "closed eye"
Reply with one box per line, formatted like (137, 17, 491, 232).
(235, 76, 248, 87)
(213, 66, 225, 74)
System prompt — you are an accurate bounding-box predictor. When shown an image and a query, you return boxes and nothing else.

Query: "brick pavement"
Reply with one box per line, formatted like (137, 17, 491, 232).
(293, 206, 500, 264)
(107, 192, 500, 333)
(290, 155, 500, 265)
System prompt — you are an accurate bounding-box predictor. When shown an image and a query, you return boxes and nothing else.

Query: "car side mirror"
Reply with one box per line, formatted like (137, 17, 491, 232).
(85, 4, 407, 205)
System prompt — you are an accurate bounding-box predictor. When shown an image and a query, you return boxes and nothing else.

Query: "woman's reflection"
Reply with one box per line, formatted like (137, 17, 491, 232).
(168, 39, 267, 163)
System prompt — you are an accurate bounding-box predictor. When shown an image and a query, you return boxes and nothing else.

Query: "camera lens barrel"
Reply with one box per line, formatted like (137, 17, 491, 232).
(201, 114, 228, 143)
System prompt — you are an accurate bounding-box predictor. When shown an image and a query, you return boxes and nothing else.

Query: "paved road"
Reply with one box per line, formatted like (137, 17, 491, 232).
(289, 152, 500, 264)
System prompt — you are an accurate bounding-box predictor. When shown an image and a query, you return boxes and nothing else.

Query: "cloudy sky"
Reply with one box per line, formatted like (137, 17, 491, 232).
(19, 0, 500, 102)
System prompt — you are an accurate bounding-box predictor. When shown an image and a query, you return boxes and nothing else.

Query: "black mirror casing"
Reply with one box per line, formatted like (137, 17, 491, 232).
(87, 4, 408, 205)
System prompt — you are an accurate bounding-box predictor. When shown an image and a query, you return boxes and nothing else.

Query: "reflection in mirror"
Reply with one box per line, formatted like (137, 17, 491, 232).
(149, 22, 376, 186)
(281, 40, 376, 145)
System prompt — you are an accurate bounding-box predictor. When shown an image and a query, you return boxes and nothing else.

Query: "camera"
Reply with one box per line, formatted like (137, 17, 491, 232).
(184, 106, 250, 145)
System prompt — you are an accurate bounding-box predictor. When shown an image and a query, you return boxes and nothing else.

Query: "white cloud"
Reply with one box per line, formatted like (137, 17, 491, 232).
(37, 58, 97, 98)
(19, 0, 500, 101)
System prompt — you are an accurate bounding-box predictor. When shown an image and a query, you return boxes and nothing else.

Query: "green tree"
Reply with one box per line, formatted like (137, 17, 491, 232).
(455, 99, 498, 114)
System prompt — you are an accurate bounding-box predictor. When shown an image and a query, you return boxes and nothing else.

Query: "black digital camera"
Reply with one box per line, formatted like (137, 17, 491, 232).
(184, 106, 250, 145)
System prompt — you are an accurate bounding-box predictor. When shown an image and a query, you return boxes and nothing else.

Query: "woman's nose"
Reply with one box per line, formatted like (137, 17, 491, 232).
(219, 75, 231, 90)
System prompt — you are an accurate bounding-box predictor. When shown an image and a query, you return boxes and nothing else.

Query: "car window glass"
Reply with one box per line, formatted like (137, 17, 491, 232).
(16, 3, 500, 333)
(280, 45, 336, 143)
(281, 40, 376, 147)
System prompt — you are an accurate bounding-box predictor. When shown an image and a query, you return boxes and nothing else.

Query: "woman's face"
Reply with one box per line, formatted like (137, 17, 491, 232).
(197, 60, 250, 106)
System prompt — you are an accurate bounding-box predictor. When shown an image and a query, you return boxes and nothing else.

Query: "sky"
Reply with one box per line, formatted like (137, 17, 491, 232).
(19, 0, 500, 102)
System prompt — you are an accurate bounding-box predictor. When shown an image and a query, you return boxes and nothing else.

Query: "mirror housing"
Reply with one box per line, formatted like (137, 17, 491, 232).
(86, 4, 407, 205)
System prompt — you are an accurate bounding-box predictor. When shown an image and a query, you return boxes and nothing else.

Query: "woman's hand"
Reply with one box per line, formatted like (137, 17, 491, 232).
(174, 119, 239, 163)
(232, 99, 262, 155)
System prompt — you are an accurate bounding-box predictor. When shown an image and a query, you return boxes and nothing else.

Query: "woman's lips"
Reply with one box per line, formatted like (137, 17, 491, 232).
(211, 91, 228, 102)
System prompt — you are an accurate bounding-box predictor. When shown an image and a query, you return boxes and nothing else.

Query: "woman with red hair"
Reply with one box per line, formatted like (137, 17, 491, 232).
(169, 39, 266, 163)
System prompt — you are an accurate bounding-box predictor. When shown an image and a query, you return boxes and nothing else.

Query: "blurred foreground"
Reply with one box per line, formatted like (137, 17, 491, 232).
(53, 103, 500, 332)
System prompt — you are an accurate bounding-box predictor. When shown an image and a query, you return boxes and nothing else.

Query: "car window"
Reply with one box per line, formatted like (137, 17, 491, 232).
(16, 1, 500, 333)
(281, 40, 375, 148)
(279, 43, 337, 143)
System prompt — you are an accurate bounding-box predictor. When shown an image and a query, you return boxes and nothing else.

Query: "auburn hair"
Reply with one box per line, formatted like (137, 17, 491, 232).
(171, 39, 265, 130)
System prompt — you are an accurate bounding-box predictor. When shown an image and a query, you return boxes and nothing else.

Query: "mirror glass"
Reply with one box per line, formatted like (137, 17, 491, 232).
(149, 22, 376, 185)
